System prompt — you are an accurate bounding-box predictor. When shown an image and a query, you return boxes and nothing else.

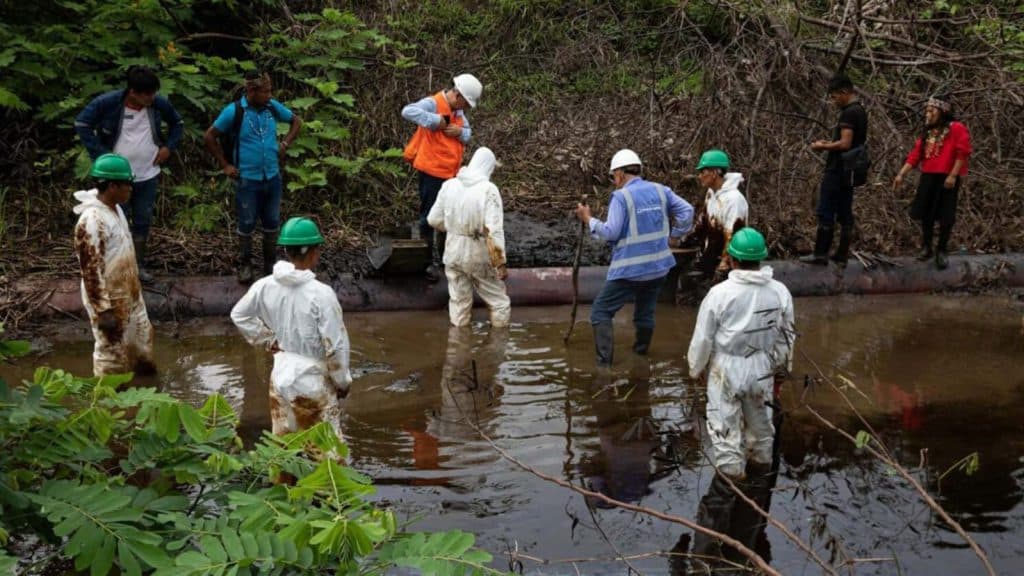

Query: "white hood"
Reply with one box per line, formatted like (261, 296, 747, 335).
(727, 265, 774, 285)
(457, 147, 496, 188)
(73, 189, 107, 215)
(273, 260, 316, 287)
(717, 172, 744, 195)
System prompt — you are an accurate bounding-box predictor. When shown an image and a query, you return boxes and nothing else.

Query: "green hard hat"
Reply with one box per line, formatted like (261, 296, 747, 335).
(727, 227, 769, 262)
(89, 153, 135, 182)
(277, 217, 325, 246)
(695, 149, 730, 171)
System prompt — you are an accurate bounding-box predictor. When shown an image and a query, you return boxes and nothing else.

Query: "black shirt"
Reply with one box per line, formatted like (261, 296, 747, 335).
(826, 101, 868, 170)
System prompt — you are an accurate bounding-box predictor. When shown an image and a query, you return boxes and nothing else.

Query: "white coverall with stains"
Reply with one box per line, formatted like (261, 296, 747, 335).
(73, 189, 155, 377)
(230, 260, 352, 440)
(427, 147, 511, 327)
(704, 172, 749, 271)
(687, 266, 795, 478)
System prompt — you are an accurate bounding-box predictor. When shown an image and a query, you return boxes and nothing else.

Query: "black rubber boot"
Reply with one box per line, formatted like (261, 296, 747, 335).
(262, 231, 278, 277)
(593, 323, 614, 368)
(830, 225, 851, 268)
(424, 232, 440, 283)
(632, 326, 654, 355)
(435, 230, 447, 264)
(132, 235, 154, 284)
(936, 221, 953, 270)
(237, 235, 254, 284)
(799, 225, 832, 265)
(691, 473, 739, 569)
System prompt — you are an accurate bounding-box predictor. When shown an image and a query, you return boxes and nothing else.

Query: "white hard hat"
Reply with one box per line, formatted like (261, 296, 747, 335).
(453, 74, 483, 108)
(609, 149, 642, 172)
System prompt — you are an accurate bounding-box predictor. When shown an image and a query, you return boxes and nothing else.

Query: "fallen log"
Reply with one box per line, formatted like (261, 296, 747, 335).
(8, 253, 1023, 321)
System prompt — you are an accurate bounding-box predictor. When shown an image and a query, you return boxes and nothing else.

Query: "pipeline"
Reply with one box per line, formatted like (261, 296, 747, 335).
(24, 253, 1024, 320)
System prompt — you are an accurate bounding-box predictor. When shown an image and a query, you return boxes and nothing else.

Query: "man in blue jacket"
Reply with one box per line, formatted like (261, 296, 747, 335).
(575, 149, 694, 367)
(75, 66, 183, 284)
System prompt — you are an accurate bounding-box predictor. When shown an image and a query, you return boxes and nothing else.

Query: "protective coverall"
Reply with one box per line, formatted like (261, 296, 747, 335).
(230, 260, 352, 440)
(698, 172, 748, 274)
(73, 189, 155, 377)
(687, 266, 794, 478)
(427, 147, 511, 327)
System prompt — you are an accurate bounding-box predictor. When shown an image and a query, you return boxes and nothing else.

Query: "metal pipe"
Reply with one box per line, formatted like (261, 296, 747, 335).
(30, 253, 1024, 320)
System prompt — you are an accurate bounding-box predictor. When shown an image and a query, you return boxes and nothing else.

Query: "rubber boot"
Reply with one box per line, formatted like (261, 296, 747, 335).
(262, 231, 278, 277)
(632, 326, 654, 355)
(132, 235, 154, 284)
(424, 232, 440, 283)
(935, 222, 952, 270)
(830, 225, 851, 268)
(237, 235, 254, 284)
(593, 323, 614, 368)
(691, 473, 739, 570)
(799, 226, 832, 265)
(917, 221, 934, 261)
(435, 230, 447, 264)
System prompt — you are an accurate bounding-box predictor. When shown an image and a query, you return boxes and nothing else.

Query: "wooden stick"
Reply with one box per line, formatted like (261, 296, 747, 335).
(563, 197, 587, 345)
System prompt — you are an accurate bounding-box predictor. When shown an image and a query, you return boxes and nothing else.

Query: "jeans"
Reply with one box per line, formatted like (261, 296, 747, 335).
(816, 168, 854, 227)
(590, 276, 666, 328)
(120, 176, 159, 239)
(236, 175, 282, 235)
(418, 171, 446, 240)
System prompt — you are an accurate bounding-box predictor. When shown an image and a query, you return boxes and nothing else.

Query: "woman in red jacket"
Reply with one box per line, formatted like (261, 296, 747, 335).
(893, 95, 972, 270)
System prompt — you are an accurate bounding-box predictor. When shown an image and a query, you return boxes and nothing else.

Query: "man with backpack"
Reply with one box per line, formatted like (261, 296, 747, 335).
(75, 66, 184, 284)
(204, 71, 303, 283)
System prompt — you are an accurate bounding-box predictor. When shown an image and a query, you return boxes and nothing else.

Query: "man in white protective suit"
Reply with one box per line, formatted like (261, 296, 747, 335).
(230, 217, 352, 441)
(427, 146, 511, 327)
(73, 153, 156, 378)
(691, 148, 749, 278)
(687, 227, 795, 480)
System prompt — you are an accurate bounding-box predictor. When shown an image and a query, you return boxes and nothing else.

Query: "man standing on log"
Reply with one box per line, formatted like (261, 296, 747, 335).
(687, 228, 794, 481)
(892, 94, 972, 270)
(575, 149, 694, 367)
(73, 154, 156, 378)
(205, 71, 303, 284)
(75, 66, 184, 284)
(230, 217, 351, 442)
(802, 75, 868, 268)
(402, 74, 482, 282)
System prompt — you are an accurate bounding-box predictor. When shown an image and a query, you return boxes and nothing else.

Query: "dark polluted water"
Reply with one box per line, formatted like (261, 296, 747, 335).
(5, 294, 1024, 575)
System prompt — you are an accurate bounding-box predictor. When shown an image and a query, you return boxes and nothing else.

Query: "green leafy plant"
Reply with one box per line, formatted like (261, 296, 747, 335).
(0, 332, 506, 574)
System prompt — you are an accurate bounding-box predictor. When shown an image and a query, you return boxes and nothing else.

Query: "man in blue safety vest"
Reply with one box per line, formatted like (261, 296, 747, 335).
(575, 149, 695, 367)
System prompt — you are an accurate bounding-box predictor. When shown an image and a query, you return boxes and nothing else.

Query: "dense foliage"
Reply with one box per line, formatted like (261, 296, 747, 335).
(0, 0, 1021, 280)
(0, 331, 505, 575)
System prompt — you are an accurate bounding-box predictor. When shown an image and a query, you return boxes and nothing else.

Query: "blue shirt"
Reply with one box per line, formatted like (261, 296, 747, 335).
(589, 178, 694, 281)
(213, 96, 294, 180)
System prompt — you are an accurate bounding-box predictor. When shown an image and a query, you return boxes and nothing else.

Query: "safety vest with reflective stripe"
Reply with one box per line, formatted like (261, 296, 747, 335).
(607, 180, 676, 281)
(402, 92, 465, 179)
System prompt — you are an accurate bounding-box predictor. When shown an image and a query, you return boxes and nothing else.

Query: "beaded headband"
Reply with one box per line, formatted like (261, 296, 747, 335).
(926, 97, 951, 112)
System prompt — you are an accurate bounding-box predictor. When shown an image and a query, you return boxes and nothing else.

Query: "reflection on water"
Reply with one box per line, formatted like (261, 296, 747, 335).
(3, 295, 1023, 574)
